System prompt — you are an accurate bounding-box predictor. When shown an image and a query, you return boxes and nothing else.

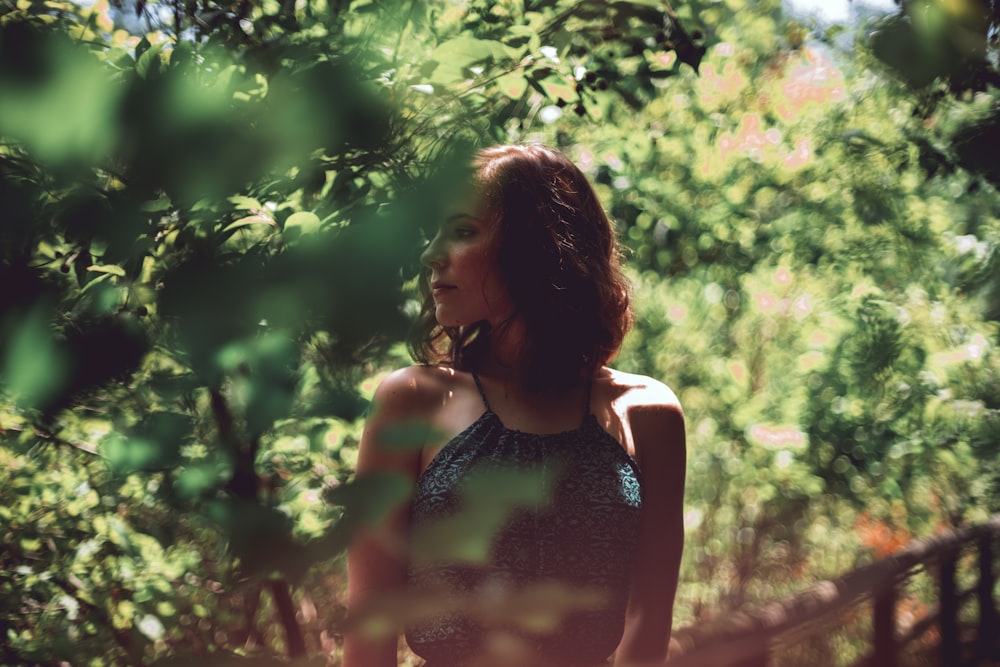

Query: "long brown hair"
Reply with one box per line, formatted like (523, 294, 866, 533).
(409, 144, 633, 393)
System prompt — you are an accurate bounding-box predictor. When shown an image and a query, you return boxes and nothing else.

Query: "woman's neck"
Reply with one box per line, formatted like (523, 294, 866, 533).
(468, 315, 590, 396)
(476, 315, 528, 385)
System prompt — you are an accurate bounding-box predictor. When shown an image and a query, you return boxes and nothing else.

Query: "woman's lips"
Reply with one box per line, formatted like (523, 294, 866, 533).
(431, 283, 456, 297)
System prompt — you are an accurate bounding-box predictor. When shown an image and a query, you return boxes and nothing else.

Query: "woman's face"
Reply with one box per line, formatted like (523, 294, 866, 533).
(420, 203, 513, 329)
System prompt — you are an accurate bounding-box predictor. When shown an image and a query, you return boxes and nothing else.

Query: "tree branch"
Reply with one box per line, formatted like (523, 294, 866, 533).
(209, 389, 259, 500)
(270, 579, 306, 658)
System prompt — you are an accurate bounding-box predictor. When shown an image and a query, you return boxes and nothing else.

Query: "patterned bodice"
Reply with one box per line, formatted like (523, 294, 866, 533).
(405, 374, 643, 667)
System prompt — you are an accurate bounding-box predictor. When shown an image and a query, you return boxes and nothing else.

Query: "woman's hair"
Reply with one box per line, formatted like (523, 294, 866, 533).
(409, 144, 633, 392)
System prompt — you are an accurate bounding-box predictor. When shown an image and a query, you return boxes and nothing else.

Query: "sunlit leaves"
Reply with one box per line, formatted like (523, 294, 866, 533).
(282, 211, 321, 242)
(495, 70, 529, 99)
(382, 0, 711, 136)
(135, 40, 167, 79)
(425, 34, 510, 84)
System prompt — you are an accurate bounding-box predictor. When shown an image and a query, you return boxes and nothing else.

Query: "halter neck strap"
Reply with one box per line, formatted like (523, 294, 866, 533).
(581, 375, 593, 422)
(471, 371, 491, 411)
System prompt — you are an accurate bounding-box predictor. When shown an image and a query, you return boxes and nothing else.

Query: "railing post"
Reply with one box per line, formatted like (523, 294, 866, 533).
(940, 552, 960, 667)
(978, 534, 997, 661)
(873, 581, 897, 667)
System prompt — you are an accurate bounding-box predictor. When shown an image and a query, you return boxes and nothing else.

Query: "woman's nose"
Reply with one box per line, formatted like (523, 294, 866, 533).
(420, 235, 445, 269)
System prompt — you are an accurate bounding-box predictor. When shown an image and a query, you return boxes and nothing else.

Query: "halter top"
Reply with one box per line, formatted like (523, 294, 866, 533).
(405, 373, 643, 667)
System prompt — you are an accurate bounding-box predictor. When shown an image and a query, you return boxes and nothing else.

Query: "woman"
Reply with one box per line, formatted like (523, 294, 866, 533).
(344, 144, 685, 667)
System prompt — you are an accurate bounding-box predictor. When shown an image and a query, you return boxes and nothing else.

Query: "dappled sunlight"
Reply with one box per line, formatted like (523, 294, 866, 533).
(693, 42, 846, 179)
(708, 113, 815, 175)
(932, 332, 989, 365)
(667, 305, 689, 323)
(783, 138, 812, 170)
(772, 46, 847, 121)
(746, 424, 807, 451)
(697, 61, 749, 107)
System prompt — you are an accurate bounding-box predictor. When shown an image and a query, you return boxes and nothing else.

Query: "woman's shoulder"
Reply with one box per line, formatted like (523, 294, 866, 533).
(377, 363, 458, 390)
(601, 367, 682, 414)
(370, 364, 463, 418)
(599, 367, 684, 467)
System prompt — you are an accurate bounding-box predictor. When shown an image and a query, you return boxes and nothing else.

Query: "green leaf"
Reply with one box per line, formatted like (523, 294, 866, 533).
(222, 215, 277, 234)
(283, 211, 322, 241)
(136, 42, 165, 79)
(140, 197, 173, 212)
(2, 304, 69, 409)
(202, 499, 296, 574)
(87, 264, 126, 277)
(538, 77, 576, 103)
(410, 466, 554, 565)
(504, 24, 541, 52)
(104, 412, 192, 474)
(228, 195, 263, 211)
(379, 420, 446, 450)
(427, 35, 507, 83)
(174, 461, 230, 500)
(243, 332, 299, 436)
(326, 473, 412, 527)
(495, 71, 528, 99)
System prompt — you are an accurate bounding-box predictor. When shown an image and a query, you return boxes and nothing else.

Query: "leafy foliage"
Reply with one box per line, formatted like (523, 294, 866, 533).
(4, 0, 1000, 664)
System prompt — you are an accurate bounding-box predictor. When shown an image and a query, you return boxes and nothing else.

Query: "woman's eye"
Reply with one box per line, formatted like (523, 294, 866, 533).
(453, 227, 475, 239)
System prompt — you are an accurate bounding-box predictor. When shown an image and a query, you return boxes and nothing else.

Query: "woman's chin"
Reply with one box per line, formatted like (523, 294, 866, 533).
(434, 312, 465, 328)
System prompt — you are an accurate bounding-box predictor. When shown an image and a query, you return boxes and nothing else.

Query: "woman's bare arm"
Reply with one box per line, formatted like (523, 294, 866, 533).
(614, 385, 686, 666)
(343, 368, 429, 667)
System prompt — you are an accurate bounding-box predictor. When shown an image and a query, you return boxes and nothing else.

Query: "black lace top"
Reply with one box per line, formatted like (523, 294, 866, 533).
(405, 373, 643, 667)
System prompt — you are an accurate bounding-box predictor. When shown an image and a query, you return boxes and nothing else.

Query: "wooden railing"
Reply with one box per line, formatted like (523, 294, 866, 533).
(665, 513, 1000, 667)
